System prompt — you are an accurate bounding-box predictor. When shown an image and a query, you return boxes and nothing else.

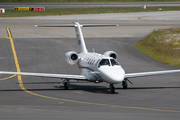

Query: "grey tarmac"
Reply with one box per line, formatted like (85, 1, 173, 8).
(0, 12, 180, 120)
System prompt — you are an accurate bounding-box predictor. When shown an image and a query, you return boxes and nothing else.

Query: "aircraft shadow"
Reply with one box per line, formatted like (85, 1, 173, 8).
(116, 87, 180, 90)
(19, 81, 87, 84)
(1, 84, 180, 94)
(16, 82, 118, 94)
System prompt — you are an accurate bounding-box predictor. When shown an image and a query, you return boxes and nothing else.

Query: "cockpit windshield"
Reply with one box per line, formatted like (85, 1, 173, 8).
(98, 59, 120, 68)
(98, 59, 110, 67)
(110, 59, 120, 66)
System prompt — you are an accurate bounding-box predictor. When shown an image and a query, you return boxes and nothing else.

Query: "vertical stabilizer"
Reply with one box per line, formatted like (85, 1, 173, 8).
(74, 22, 88, 53)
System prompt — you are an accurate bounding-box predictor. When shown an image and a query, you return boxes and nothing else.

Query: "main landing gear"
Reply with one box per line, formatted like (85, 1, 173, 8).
(64, 80, 69, 90)
(122, 78, 133, 89)
(58, 79, 70, 90)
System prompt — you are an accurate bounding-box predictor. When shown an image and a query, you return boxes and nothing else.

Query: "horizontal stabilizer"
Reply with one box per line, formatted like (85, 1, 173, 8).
(35, 24, 75, 27)
(35, 24, 118, 27)
(83, 24, 118, 27)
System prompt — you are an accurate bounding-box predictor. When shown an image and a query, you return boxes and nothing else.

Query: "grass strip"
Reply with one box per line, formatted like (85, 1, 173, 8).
(134, 28, 180, 67)
(0, 6, 180, 17)
(1, 0, 180, 3)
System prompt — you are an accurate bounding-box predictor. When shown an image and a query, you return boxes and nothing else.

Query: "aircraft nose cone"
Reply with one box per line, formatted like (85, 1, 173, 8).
(99, 67, 125, 84)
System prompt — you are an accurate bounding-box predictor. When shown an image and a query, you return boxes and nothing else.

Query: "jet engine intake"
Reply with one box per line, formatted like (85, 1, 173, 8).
(104, 51, 118, 59)
(65, 51, 78, 65)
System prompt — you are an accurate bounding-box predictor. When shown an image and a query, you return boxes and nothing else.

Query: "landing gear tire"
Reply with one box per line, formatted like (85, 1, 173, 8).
(122, 80, 127, 89)
(110, 84, 115, 94)
(64, 82, 69, 90)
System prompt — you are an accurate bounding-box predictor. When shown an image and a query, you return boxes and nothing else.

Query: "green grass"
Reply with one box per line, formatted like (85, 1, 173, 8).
(0, 6, 180, 17)
(134, 28, 180, 67)
(1, 0, 180, 3)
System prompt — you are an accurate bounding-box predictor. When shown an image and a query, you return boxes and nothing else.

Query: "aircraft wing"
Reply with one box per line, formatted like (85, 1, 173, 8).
(125, 69, 180, 78)
(0, 71, 86, 80)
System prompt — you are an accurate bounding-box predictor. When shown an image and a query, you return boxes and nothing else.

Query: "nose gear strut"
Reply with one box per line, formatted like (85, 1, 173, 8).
(110, 84, 115, 93)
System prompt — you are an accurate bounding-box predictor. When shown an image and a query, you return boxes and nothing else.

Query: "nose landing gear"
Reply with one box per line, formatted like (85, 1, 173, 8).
(110, 84, 115, 93)
(122, 79, 128, 89)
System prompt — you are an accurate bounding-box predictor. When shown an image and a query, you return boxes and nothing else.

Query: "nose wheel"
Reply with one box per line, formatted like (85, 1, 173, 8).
(110, 84, 115, 93)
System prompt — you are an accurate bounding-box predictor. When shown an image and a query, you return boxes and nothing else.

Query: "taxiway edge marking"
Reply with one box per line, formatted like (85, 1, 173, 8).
(0, 35, 9, 39)
(0, 74, 17, 81)
(0, 34, 17, 81)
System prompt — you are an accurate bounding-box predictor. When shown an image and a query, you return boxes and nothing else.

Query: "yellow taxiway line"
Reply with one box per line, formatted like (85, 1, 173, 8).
(0, 74, 16, 81)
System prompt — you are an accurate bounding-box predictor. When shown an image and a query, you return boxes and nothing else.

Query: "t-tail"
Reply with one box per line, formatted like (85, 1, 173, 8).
(35, 21, 118, 53)
(74, 22, 88, 53)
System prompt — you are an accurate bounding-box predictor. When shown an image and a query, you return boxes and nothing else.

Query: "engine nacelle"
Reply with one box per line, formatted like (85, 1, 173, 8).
(104, 51, 118, 59)
(65, 51, 79, 65)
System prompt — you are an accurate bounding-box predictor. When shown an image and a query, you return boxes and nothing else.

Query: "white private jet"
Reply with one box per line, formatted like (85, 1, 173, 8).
(0, 21, 180, 93)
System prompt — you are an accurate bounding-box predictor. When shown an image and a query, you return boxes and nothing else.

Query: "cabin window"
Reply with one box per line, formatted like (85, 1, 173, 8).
(86, 58, 89, 63)
(93, 60, 95, 65)
(90, 59, 93, 65)
(88, 59, 91, 64)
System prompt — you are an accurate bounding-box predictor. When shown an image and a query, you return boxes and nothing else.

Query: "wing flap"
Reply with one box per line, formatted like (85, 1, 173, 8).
(125, 69, 180, 78)
(0, 71, 86, 80)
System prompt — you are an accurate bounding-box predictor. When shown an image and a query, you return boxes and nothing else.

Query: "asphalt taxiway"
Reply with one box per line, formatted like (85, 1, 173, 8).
(0, 12, 180, 120)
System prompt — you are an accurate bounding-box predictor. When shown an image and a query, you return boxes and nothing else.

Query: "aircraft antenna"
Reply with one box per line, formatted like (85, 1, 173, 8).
(93, 48, 95, 53)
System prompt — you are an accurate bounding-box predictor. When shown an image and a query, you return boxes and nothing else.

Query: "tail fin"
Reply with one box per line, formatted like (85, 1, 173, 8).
(74, 22, 88, 53)
(35, 22, 118, 53)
